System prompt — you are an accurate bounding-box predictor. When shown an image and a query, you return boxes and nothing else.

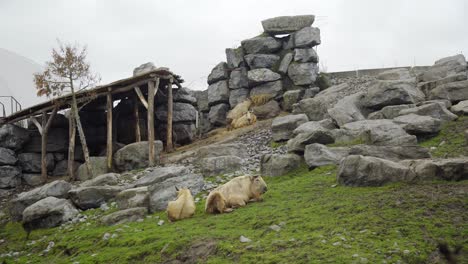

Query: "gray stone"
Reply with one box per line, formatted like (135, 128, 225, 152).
(18, 153, 54, 173)
(248, 68, 281, 85)
(288, 62, 319, 86)
(157, 123, 196, 146)
(261, 15, 315, 34)
(228, 67, 249, 89)
(116, 187, 149, 210)
(287, 130, 334, 154)
(402, 158, 468, 181)
(450, 100, 468, 115)
(148, 173, 204, 212)
(208, 103, 230, 127)
(304, 144, 350, 168)
(22, 174, 45, 187)
(337, 155, 415, 186)
(290, 27, 321, 48)
(368, 104, 415, 120)
(197, 143, 248, 159)
(349, 145, 431, 161)
(377, 68, 414, 81)
(10, 180, 72, 221)
(261, 153, 302, 177)
(278, 53, 294, 75)
(113, 141, 164, 172)
(302, 87, 321, 99)
(419, 54, 467, 82)
(68, 186, 124, 210)
(101, 207, 147, 226)
(76, 157, 108, 181)
(0, 147, 17, 165)
(294, 48, 319, 63)
(173, 87, 197, 105)
(155, 102, 197, 123)
(241, 36, 282, 54)
(393, 114, 442, 135)
(80, 173, 120, 187)
(201, 155, 242, 177)
(342, 120, 417, 146)
(328, 92, 366, 126)
(198, 112, 212, 134)
(226, 48, 245, 69)
(430, 80, 468, 103)
(364, 80, 425, 110)
(244, 54, 280, 70)
(272, 114, 309, 142)
(22, 197, 78, 229)
(0, 124, 30, 151)
(0, 165, 21, 189)
(229, 88, 250, 108)
(293, 97, 329, 121)
(250, 80, 283, 98)
(293, 120, 335, 135)
(207, 62, 229, 85)
(282, 90, 304, 111)
(133, 166, 189, 188)
(24, 128, 68, 153)
(207, 80, 230, 106)
(252, 100, 281, 119)
(52, 160, 80, 177)
(193, 90, 209, 112)
(398, 102, 458, 122)
(417, 73, 467, 96)
(133, 62, 157, 76)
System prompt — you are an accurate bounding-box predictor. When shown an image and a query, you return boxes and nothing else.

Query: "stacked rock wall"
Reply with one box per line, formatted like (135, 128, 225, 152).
(199, 15, 323, 131)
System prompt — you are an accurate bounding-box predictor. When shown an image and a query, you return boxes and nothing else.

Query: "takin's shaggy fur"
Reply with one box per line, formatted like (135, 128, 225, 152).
(205, 175, 268, 214)
(167, 187, 196, 221)
(226, 99, 252, 127)
(231, 111, 257, 129)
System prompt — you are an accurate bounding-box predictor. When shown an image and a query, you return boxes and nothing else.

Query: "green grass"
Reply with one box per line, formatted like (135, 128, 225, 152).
(270, 140, 286, 149)
(1, 165, 467, 263)
(419, 116, 468, 158)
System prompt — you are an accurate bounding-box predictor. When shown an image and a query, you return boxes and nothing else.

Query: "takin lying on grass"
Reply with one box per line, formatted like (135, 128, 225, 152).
(226, 99, 253, 130)
(230, 110, 257, 130)
(167, 187, 196, 221)
(205, 175, 268, 214)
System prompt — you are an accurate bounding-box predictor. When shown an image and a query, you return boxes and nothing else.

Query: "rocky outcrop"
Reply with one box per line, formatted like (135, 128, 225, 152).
(252, 100, 281, 120)
(116, 187, 149, 210)
(241, 36, 282, 54)
(22, 197, 78, 229)
(200, 156, 242, 177)
(398, 102, 458, 122)
(80, 173, 120, 187)
(208, 103, 230, 127)
(133, 166, 190, 188)
(18, 153, 54, 173)
(0, 124, 30, 150)
(207, 62, 229, 85)
(113, 141, 164, 172)
(342, 120, 417, 146)
(260, 154, 302, 177)
(393, 114, 442, 135)
(451, 100, 468, 115)
(304, 144, 350, 168)
(197, 143, 248, 159)
(101, 207, 147, 226)
(68, 186, 124, 210)
(401, 158, 468, 181)
(272, 114, 309, 142)
(429, 80, 468, 103)
(0, 148, 17, 165)
(0, 166, 21, 189)
(287, 130, 334, 154)
(261, 15, 315, 34)
(76, 157, 108, 181)
(348, 145, 431, 161)
(363, 80, 425, 110)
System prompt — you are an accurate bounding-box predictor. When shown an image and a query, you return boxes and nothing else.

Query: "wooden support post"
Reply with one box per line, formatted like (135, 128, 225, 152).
(106, 91, 113, 171)
(68, 114, 76, 180)
(147, 80, 156, 167)
(39, 107, 58, 181)
(166, 77, 174, 152)
(134, 86, 149, 109)
(134, 96, 141, 142)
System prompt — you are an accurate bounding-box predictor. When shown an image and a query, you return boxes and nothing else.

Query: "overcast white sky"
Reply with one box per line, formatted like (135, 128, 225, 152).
(1, 0, 467, 91)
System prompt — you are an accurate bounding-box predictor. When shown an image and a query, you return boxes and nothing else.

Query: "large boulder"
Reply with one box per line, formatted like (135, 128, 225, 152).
(393, 114, 442, 135)
(23, 128, 68, 153)
(348, 145, 431, 161)
(260, 154, 302, 177)
(278, 53, 294, 75)
(398, 102, 458, 122)
(101, 207, 147, 226)
(207, 62, 229, 85)
(363, 80, 425, 110)
(244, 54, 280, 70)
(287, 130, 334, 154)
(225, 48, 245, 69)
(22, 174, 45, 187)
(0, 147, 17, 165)
(229, 88, 250, 108)
(337, 155, 415, 186)
(294, 48, 319, 63)
(148, 173, 204, 212)
(155, 102, 197, 123)
(368, 104, 415, 120)
(252, 100, 281, 120)
(113, 141, 164, 172)
(173, 87, 197, 105)
(293, 119, 336, 135)
(116, 187, 149, 210)
(207, 81, 230, 106)
(261, 15, 315, 34)
(247, 68, 281, 85)
(0, 124, 30, 150)
(197, 143, 248, 159)
(272, 114, 309, 142)
(450, 100, 468, 115)
(282, 90, 304, 112)
(250, 80, 283, 98)
(377, 68, 414, 81)
(342, 120, 417, 146)
(17, 153, 54, 173)
(402, 158, 468, 181)
(200, 155, 242, 177)
(327, 92, 366, 126)
(76, 157, 108, 181)
(418, 54, 467, 82)
(287, 62, 319, 86)
(0, 165, 21, 189)
(22, 197, 78, 228)
(52, 160, 80, 177)
(158, 123, 196, 146)
(229, 67, 249, 89)
(429, 80, 468, 103)
(80, 173, 120, 187)
(241, 36, 282, 54)
(133, 62, 156, 76)
(9, 180, 72, 221)
(418, 72, 467, 97)
(193, 90, 209, 112)
(208, 103, 230, 127)
(304, 144, 350, 168)
(288, 27, 321, 48)
(68, 186, 124, 210)
(133, 166, 189, 188)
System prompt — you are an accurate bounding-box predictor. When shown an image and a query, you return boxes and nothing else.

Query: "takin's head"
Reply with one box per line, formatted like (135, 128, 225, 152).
(174, 186, 192, 198)
(249, 175, 268, 195)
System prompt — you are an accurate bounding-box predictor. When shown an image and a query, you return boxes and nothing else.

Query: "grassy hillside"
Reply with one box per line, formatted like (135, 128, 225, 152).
(1, 164, 467, 264)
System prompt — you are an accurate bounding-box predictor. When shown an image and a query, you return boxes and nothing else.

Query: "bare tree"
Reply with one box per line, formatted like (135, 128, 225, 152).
(34, 41, 100, 180)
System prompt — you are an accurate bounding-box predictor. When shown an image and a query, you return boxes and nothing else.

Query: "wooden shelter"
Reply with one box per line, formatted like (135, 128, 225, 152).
(2, 68, 184, 176)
